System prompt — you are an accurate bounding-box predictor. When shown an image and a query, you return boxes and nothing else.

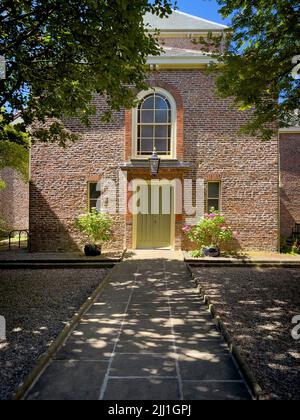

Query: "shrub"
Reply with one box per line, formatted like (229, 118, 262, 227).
(183, 209, 237, 255)
(280, 236, 300, 255)
(75, 210, 113, 245)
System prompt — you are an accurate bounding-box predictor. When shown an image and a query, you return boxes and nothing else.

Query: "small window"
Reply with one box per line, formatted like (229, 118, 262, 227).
(208, 182, 221, 212)
(88, 183, 101, 212)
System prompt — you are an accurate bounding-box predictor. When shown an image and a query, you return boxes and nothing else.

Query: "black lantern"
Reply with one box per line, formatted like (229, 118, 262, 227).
(149, 148, 161, 177)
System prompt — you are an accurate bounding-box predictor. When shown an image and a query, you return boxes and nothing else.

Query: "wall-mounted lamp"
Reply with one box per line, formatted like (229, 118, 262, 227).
(149, 148, 161, 177)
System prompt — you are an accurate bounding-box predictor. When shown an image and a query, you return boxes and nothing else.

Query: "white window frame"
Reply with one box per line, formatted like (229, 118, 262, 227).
(207, 181, 222, 212)
(88, 182, 101, 212)
(132, 87, 177, 160)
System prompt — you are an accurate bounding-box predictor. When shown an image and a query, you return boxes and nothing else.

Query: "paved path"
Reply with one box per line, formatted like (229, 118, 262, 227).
(26, 255, 252, 400)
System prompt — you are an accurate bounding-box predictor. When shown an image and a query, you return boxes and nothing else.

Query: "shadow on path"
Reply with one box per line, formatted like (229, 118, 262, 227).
(26, 254, 252, 401)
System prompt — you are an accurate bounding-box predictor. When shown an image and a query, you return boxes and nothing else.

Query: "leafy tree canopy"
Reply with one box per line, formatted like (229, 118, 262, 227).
(0, 0, 174, 178)
(0, 113, 30, 189)
(208, 0, 300, 140)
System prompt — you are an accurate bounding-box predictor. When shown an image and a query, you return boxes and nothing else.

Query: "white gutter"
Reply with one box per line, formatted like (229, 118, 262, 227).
(279, 127, 300, 134)
(147, 55, 219, 66)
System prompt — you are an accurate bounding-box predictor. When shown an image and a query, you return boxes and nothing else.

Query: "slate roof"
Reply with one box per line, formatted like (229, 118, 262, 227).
(144, 10, 228, 32)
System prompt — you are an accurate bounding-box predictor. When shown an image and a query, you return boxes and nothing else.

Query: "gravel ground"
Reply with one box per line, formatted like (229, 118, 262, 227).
(0, 268, 108, 400)
(192, 267, 300, 400)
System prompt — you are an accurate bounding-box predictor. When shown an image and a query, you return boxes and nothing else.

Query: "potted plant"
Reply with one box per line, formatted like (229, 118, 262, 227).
(183, 209, 237, 257)
(75, 210, 113, 257)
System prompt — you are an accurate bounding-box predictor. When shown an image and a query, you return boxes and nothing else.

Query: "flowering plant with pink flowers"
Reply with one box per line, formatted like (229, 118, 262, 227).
(183, 209, 237, 254)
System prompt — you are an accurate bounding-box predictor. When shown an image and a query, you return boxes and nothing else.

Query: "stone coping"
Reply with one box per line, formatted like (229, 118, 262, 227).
(119, 160, 193, 171)
(0, 250, 124, 262)
(183, 251, 300, 266)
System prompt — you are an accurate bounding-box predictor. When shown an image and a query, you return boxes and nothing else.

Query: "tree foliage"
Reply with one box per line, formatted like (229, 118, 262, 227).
(0, 0, 175, 174)
(0, 113, 30, 189)
(205, 0, 300, 139)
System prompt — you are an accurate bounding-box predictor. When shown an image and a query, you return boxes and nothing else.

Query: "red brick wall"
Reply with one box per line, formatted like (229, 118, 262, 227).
(30, 70, 279, 252)
(30, 98, 126, 252)
(280, 133, 300, 238)
(146, 71, 279, 251)
(0, 168, 29, 232)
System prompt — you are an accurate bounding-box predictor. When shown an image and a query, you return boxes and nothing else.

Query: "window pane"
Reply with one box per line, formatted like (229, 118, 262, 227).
(208, 182, 220, 198)
(208, 199, 220, 212)
(155, 139, 168, 153)
(141, 126, 154, 138)
(90, 199, 98, 211)
(155, 110, 169, 123)
(89, 183, 101, 212)
(155, 95, 169, 109)
(89, 183, 101, 199)
(155, 126, 168, 138)
(136, 92, 173, 157)
(141, 95, 155, 110)
(140, 111, 154, 124)
(140, 139, 153, 153)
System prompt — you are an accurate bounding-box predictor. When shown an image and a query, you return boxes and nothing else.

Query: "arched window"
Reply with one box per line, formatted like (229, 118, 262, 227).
(133, 88, 177, 158)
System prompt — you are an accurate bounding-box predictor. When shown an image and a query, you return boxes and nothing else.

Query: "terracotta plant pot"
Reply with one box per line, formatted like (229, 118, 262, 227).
(84, 244, 101, 257)
(202, 246, 220, 258)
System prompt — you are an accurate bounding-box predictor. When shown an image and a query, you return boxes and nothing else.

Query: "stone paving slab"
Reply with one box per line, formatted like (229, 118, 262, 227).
(176, 339, 228, 355)
(85, 302, 128, 317)
(179, 355, 242, 381)
(27, 360, 109, 400)
(54, 338, 116, 361)
(103, 378, 181, 401)
(26, 255, 252, 400)
(109, 354, 177, 377)
(182, 380, 251, 401)
(115, 339, 175, 355)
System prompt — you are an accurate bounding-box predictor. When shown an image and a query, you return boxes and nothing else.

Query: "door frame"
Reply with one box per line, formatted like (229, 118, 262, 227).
(132, 179, 176, 250)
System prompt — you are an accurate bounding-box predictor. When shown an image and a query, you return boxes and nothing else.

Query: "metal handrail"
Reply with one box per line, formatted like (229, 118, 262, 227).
(8, 230, 30, 251)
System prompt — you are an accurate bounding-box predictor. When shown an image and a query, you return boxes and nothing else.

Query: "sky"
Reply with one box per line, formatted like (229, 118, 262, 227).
(174, 0, 231, 26)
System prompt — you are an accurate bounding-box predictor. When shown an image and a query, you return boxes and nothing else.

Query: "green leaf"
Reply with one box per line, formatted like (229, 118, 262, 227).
(0, 0, 175, 144)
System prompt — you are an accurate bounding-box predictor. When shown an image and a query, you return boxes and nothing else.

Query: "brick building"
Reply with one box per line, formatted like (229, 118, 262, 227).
(27, 11, 289, 253)
(279, 127, 300, 238)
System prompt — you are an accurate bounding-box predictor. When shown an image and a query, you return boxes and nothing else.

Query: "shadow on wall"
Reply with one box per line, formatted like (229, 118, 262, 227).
(29, 183, 81, 253)
(280, 190, 298, 238)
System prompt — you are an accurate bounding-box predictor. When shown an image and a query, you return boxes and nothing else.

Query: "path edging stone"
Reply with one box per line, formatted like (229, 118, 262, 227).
(186, 264, 269, 401)
(12, 264, 119, 401)
(185, 257, 300, 268)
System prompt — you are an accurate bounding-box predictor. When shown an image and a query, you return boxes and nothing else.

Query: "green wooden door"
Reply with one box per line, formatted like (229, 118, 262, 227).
(136, 184, 173, 249)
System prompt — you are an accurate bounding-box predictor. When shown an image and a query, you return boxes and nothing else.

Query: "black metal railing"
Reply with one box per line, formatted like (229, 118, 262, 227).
(8, 230, 30, 251)
(292, 224, 300, 240)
